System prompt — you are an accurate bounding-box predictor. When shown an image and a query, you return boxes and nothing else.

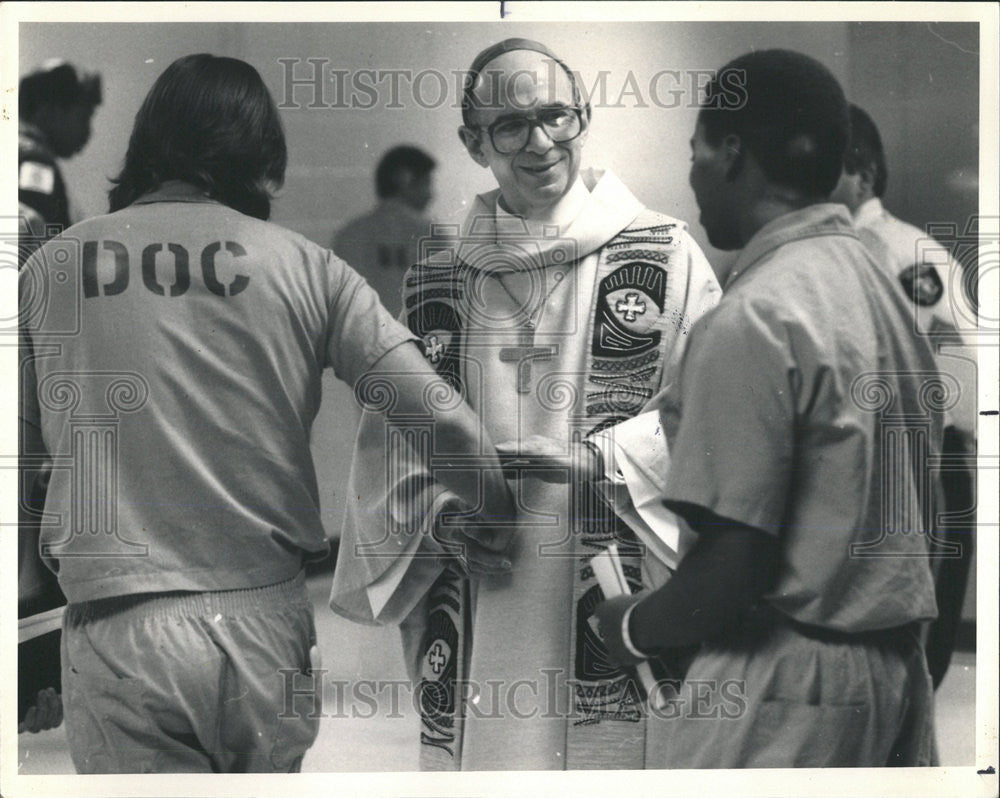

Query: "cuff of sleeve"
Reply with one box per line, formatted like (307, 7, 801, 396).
(621, 600, 647, 660)
(587, 430, 624, 484)
(362, 332, 421, 376)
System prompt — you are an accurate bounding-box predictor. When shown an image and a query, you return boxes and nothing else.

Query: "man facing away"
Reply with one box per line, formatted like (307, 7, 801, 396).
(331, 37, 720, 770)
(20, 54, 513, 773)
(587, 49, 942, 767)
(17, 59, 101, 735)
(18, 61, 102, 262)
(830, 103, 977, 689)
(333, 145, 441, 318)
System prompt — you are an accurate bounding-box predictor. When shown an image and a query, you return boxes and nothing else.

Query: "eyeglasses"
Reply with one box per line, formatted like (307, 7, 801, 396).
(476, 107, 584, 154)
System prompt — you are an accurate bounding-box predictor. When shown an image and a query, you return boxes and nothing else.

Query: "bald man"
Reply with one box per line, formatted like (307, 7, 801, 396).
(332, 38, 719, 770)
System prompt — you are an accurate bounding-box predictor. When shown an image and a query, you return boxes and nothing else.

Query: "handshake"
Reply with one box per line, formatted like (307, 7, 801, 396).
(496, 434, 605, 484)
(432, 435, 605, 577)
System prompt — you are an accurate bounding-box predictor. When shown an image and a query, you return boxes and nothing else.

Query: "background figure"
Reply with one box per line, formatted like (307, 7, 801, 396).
(17, 58, 100, 733)
(332, 145, 441, 317)
(830, 104, 978, 689)
(18, 60, 101, 262)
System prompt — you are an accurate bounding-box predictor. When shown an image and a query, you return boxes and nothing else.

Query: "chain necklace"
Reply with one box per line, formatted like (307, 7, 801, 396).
(493, 263, 568, 393)
(492, 264, 568, 330)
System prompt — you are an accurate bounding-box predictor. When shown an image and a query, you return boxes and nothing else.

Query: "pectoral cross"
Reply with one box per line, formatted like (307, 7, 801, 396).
(499, 323, 556, 394)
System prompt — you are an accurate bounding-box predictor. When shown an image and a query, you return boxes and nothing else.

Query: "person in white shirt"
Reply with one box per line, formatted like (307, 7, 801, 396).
(830, 102, 977, 689)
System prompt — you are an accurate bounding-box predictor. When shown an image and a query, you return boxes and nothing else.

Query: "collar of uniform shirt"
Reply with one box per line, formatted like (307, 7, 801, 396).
(725, 203, 859, 290)
(132, 180, 220, 206)
(853, 195, 885, 229)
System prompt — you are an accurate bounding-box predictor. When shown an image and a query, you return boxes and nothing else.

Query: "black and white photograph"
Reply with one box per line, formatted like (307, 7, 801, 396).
(2, 3, 997, 797)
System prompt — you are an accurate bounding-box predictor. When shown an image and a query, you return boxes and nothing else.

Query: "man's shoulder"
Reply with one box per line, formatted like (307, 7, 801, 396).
(406, 253, 465, 289)
(622, 208, 690, 237)
(683, 290, 775, 359)
(401, 237, 469, 315)
(610, 208, 711, 283)
(863, 208, 933, 258)
(615, 208, 701, 255)
(35, 210, 118, 244)
(68, 204, 329, 259)
(336, 209, 378, 238)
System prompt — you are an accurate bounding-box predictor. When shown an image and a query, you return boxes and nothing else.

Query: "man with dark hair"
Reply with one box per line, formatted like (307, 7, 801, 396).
(588, 49, 942, 767)
(17, 59, 101, 736)
(836, 103, 889, 199)
(375, 145, 436, 207)
(18, 61, 101, 259)
(333, 145, 440, 317)
(20, 54, 514, 773)
(333, 38, 719, 770)
(831, 103, 977, 690)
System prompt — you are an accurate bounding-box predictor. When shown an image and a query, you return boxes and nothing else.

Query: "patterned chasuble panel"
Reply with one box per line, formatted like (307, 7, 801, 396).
(404, 212, 684, 769)
(416, 568, 467, 767)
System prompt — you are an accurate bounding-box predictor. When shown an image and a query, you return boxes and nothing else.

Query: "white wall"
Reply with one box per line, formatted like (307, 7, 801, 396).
(22, 21, 852, 263)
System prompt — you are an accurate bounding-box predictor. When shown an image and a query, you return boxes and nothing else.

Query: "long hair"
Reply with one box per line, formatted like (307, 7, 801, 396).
(109, 54, 287, 220)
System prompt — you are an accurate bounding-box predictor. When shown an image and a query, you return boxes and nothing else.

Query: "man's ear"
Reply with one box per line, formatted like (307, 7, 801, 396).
(458, 126, 489, 168)
(722, 133, 744, 182)
(576, 103, 592, 146)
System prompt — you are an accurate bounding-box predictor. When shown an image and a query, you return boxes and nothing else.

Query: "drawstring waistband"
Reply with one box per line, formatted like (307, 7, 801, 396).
(66, 571, 308, 623)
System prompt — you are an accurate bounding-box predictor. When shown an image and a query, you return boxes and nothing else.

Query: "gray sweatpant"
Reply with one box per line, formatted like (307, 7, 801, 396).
(646, 606, 938, 768)
(61, 572, 321, 773)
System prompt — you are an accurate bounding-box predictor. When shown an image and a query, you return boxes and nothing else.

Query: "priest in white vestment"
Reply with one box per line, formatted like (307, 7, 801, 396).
(331, 38, 719, 770)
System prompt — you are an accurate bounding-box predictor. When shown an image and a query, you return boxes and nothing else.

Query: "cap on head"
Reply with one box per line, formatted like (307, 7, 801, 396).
(461, 37, 581, 126)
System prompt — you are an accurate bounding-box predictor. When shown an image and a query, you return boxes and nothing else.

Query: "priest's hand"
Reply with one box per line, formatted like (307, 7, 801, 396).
(593, 593, 648, 669)
(433, 514, 513, 577)
(496, 435, 604, 483)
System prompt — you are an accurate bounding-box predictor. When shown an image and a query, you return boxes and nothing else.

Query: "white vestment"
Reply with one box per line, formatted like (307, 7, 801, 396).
(331, 169, 719, 769)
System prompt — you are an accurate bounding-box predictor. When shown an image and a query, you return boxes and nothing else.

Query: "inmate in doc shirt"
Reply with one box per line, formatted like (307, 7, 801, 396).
(19, 181, 416, 603)
(661, 204, 941, 633)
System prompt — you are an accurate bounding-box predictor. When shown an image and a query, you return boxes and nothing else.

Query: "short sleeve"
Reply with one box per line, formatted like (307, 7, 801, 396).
(662, 298, 796, 537)
(324, 252, 418, 386)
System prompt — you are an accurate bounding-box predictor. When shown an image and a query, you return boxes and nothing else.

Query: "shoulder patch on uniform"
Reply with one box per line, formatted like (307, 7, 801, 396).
(899, 262, 943, 307)
(19, 161, 55, 195)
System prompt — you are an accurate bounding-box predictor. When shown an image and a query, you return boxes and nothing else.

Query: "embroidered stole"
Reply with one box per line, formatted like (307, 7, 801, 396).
(406, 211, 683, 769)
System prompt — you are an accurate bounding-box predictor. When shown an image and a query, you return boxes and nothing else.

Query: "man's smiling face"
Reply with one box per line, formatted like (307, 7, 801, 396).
(460, 50, 588, 218)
